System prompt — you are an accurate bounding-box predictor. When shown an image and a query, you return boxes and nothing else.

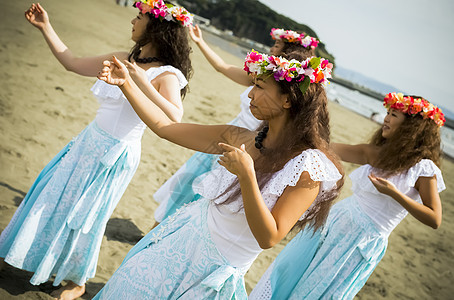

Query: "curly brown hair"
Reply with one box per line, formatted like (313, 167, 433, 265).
(220, 52, 344, 233)
(128, 12, 193, 98)
(370, 96, 442, 175)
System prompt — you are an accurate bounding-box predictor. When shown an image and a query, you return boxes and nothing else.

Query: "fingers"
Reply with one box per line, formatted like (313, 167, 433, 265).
(123, 60, 134, 67)
(218, 142, 238, 152)
(112, 55, 121, 65)
(218, 155, 228, 163)
(36, 3, 44, 13)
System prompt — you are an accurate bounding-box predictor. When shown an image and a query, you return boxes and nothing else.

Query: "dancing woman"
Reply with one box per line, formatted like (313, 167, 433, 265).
(93, 51, 343, 298)
(250, 93, 446, 299)
(0, 1, 192, 299)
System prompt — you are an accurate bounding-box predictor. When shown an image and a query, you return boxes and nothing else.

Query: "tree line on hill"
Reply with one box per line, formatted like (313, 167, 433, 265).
(180, 0, 335, 65)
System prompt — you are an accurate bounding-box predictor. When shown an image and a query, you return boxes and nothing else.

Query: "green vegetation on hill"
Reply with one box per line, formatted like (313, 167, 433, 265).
(180, 0, 335, 64)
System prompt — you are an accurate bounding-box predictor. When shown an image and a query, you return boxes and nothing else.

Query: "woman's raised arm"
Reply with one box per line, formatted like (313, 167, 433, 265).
(25, 3, 127, 77)
(98, 56, 250, 154)
(189, 25, 252, 86)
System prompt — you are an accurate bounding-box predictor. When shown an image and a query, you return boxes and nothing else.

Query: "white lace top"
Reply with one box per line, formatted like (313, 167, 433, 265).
(194, 149, 342, 268)
(351, 159, 445, 234)
(90, 65, 187, 141)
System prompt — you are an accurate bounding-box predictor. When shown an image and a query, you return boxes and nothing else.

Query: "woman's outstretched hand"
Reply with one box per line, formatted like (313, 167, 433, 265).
(188, 24, 203, 44)
(25, 3, 49, 30)
(368, 173, 398, 196)
(218, 143, 254, 178)
(98, 56, 129, 86)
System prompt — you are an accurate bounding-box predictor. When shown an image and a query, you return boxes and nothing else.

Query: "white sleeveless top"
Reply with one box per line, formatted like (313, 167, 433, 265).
(351, 159, 445, 234)
(194, 149, 342, 268)
(90, 65, 187, 141)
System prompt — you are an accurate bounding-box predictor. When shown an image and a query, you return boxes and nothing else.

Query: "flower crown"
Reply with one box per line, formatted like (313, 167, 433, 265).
(133, 0, 193, 27)
(270, 28, 319, 49)
(383, 92, 445, 127)
(244, 50, 332, 94)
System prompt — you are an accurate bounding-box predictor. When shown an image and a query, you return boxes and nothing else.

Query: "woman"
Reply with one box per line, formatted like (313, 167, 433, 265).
(250, 92, 446, 299)
(0, 1, 192, 299)
(153, 26, 320, 225)
(94, 51, 343, 298)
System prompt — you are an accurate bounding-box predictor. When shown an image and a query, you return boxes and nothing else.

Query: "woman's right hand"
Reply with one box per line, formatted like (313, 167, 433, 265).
(189, 24, 204, 44)
(25, 3, 50, 31)
(98, 56, 130, 87)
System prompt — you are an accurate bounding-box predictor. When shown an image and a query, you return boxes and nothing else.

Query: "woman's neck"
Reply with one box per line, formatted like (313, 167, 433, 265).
(139, 43, 158, 58)
(263, 114, 289, 148)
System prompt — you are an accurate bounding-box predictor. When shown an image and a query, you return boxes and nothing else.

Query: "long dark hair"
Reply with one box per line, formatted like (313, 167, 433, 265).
(370, 96, 442, 175)
(220, 52, 344, 233)
(128, 11, 193, 98)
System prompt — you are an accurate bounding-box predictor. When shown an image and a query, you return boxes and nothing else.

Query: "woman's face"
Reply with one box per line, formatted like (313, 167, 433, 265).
(382, 108, 406, 139)
(248, 77, 289, 120)
(131, 13, 149, 42)
(269, 40, 285, 56)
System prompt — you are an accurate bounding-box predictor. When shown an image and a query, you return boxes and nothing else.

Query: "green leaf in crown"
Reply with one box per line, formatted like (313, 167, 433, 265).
(299, 76, 311, 94)
(309, 57, 321, 69)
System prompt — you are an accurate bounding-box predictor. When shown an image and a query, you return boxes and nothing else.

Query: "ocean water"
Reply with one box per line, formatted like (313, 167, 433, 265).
(201, 29, 454, 158)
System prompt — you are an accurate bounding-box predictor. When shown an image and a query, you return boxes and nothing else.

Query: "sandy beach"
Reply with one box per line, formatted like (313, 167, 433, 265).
(0, 0, 453, 299)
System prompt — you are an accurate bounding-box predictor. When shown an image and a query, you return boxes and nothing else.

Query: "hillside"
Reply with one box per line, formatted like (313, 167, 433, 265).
(180, 0, 335, 64)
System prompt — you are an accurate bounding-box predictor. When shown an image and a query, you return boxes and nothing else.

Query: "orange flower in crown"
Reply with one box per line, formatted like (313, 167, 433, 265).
(383, 92, 446, 127)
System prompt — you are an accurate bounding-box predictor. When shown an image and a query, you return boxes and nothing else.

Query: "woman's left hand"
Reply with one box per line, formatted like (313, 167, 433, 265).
(124, 60, 148, 85)
(218, 143, 254, 178)
(368, 173, 398, 196)
(98, 56, 129, 86)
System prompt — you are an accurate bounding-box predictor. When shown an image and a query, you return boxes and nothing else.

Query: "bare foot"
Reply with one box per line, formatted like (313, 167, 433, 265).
(50, 281, 85, 300)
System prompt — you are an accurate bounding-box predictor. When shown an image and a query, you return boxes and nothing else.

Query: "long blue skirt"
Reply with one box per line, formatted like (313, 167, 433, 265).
(0, 121, 141, 286)
(94, 199, 248, 299)
(250, 196, 388, 300)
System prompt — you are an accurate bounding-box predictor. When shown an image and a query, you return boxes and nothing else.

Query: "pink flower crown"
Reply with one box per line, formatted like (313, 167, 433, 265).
(270, 28, 319, 49)
(244, 50, 333, 94)
(384, 92, 445, 127)
(133, 0, 193, 27)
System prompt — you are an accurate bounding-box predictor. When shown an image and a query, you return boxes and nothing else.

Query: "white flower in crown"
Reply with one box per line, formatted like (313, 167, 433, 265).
(270, 28, 286, 40)
(301, 36, 313, 47)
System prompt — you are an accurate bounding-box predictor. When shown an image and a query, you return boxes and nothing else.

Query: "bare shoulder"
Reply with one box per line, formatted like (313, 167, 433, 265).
(154, 70, 180, 82)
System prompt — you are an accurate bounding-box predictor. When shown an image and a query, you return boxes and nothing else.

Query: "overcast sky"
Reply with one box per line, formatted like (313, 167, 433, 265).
(257, 0, 454, 112)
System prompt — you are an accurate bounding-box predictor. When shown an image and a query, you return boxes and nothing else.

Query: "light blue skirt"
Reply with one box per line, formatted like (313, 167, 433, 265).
(153, 151, 218, 222)
(0, 121, 141, 286)
(94, 199, 248, 299)
(252, 196, 388, 300)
